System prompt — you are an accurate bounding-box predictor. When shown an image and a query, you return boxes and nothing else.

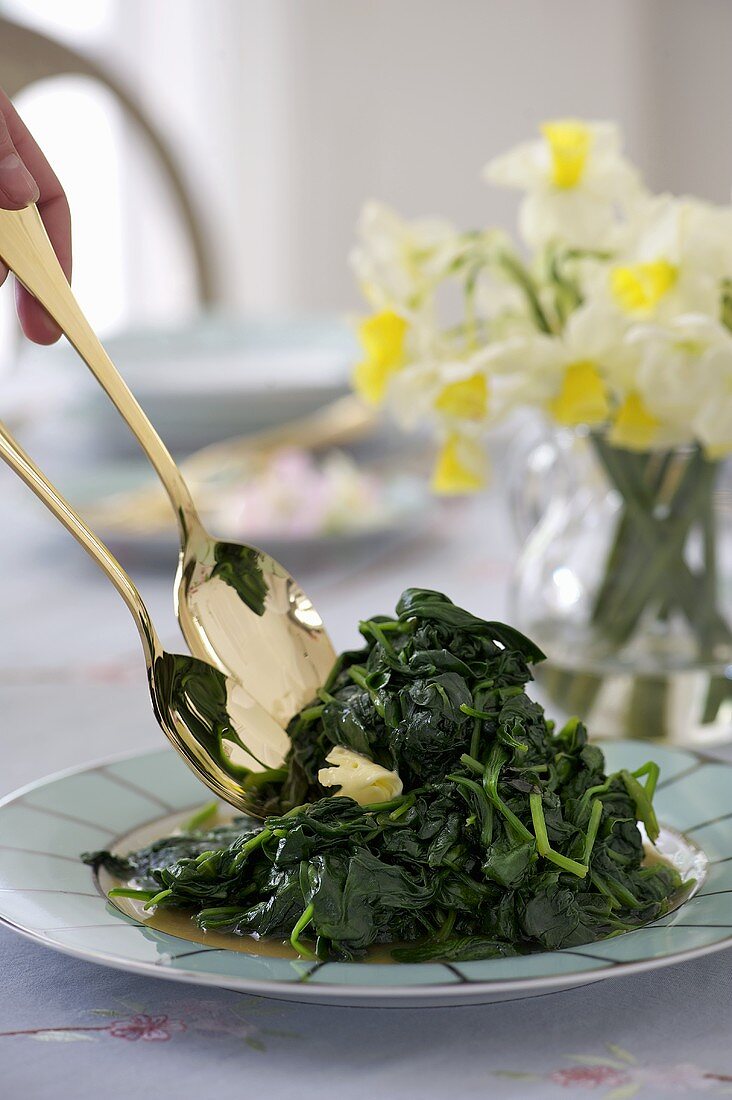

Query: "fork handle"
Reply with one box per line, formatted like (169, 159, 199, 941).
(0, 205, 198, 536)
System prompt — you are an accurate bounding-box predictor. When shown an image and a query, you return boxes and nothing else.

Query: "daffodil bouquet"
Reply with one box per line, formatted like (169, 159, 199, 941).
(350, 120, 732, 720)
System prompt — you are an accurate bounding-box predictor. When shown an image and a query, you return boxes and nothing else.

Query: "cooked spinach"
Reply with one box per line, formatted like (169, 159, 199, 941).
(84, 588, 682, 962)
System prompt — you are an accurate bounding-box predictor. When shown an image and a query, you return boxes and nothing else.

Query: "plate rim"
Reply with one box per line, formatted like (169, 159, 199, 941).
(1, 742, 730, 1004)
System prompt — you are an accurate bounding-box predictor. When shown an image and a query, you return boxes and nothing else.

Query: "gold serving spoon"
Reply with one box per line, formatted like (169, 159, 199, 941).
(0, 205, 336, 728)
(0, 418, 290, 813)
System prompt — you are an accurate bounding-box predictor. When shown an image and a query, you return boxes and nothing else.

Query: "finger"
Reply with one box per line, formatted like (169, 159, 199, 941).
(0, 106, 39, 208)
(0, 89, 71, 344)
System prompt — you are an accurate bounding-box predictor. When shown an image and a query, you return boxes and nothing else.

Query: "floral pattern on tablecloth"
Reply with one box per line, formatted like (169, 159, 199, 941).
(497, 1044, 732, 1096)
(0, 996, 298, 1049)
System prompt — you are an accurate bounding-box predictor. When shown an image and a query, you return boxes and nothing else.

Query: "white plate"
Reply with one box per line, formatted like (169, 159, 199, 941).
(0, 742, 728, 1007)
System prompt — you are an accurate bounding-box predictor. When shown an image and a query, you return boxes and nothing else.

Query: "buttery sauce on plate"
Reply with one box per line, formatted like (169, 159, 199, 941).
(97, 805, 706, 963)
(98, 807, 398, 962)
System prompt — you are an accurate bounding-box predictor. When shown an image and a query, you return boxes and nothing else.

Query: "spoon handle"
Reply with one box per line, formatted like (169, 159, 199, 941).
(0, 205, 198, 536)
(0, 418, 160, 663)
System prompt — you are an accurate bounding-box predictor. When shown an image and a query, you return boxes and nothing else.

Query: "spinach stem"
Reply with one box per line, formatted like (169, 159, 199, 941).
(144, 887, 173, 910)
(529, 793, 587, 877)
(290, 903, 317, 959)
(181, 801, 219, 832)
(108, 887, 156, 902)
(482, 748, 533, 842)
(364, 793, 413, 813)
(632, 761, 660, 800)
(459, 753, 485, 775)
(359, 619, 397, 657)
(347, 666, 385, 716)
(582, 799, 604, 865)
(298, 705, 325, 724)
(621, 770, 660, 843)
(460, 703, 495, 720)
(232, 828, 272, 870)
(469, 718, 482, 760)
(389, 794, 416, 821)
(436, 909, 457, 941)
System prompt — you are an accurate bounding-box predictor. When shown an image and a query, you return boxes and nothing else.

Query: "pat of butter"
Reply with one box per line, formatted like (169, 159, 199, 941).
(318, 746, 403, 806)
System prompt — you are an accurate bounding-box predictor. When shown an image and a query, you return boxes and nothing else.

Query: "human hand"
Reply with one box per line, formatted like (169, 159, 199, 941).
(0, 87, 71, 344)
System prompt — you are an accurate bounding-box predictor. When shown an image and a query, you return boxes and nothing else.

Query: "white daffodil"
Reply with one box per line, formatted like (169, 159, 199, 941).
(388, 350, 489, 428)
(600, 195, 732, 322)
(350, 201, 465, 313)
(430, 428, 489, 494)
(386, 352, 492, 493)
(482, 303, 632, 427)
(347, 121, 732, 473)
(474, 249, 552, 339)
(484, 119, 643, 249)
(625, 314, 732, 453)
(318, 746, 402, 806)
(352, 309, 410, 407)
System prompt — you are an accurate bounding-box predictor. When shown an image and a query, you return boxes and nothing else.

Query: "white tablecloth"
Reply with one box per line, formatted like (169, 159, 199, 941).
(2, 447, 731, 1100)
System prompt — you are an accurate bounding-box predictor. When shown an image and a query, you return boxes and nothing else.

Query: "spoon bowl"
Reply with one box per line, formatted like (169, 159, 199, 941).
(177, 528, 335, 728)
(148, 646, 290, 812)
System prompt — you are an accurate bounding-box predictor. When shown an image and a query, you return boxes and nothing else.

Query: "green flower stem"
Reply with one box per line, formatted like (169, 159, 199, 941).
(701, 483, 720, 640)
(497, 252, 553, 334)
(589, 437, 730, 653)
(590, 451, 672, 628)
(591, 440, 704, 628)
(609, 457, 715, 638)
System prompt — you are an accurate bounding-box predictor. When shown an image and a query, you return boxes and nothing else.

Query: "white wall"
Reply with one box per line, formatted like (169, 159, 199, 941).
(5, 0, 732, 321)
(637, 0, 732, 201)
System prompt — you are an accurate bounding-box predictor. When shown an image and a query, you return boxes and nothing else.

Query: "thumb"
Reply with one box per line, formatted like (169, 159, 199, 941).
(0, 109, 39, 208)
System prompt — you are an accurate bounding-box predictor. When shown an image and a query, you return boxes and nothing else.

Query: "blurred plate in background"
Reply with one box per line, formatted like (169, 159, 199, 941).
(14, 313, 358, 456)
(72, 446, 432, 572)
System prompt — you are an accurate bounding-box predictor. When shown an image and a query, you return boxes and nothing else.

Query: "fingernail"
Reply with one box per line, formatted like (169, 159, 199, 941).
(0, 153, 40, 206)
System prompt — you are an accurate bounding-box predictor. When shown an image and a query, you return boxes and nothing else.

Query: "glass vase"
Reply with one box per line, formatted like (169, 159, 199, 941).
(508, 426, 732, 745)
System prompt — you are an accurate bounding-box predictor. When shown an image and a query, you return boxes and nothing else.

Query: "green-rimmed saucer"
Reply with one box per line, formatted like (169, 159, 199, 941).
(0, 742, 728, 1007)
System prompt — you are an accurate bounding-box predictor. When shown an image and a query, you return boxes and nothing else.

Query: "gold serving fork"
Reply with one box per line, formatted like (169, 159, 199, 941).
(0, 418, 290, 814)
